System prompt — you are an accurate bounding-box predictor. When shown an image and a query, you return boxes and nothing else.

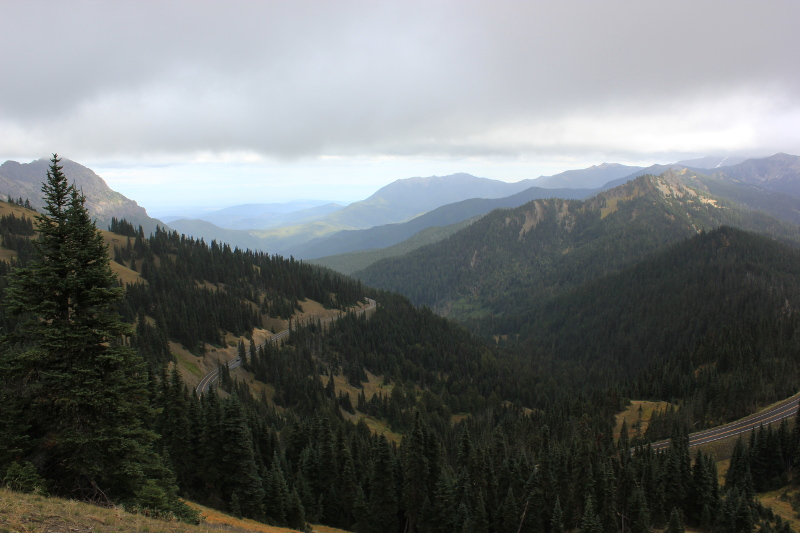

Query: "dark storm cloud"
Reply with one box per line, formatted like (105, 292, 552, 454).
(1, 0, 798, 159)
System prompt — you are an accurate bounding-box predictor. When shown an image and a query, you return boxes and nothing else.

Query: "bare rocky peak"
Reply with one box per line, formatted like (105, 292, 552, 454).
(0, 157, 162, 233)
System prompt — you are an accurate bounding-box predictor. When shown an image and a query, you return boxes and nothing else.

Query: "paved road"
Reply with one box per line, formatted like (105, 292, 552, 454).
(196, 298, 376, 395)
(649, 391, 800, 451)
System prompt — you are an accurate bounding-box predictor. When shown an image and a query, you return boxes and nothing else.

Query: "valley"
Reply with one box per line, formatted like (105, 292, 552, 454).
(2, 154, 800, 533)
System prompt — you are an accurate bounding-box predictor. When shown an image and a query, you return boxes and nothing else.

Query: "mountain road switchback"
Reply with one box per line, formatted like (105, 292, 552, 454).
(196, 298, 376, 395)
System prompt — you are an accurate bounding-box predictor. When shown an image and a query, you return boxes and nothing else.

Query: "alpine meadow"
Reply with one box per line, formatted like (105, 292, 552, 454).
(2, 3, 800, 533)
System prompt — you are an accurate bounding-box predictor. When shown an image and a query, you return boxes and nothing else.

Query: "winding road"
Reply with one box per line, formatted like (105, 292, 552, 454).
(196, 298, 376, 395)
(196, 295, 798, 449)
(649, 391, 800, 451)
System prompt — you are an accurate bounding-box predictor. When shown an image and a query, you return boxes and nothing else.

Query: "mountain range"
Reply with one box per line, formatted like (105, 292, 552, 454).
(164, 164, 659, 256)
(160, 201, 344, 230)
(354, 159, 800, 327)
(3, 153, 799, 269)
(3, 151, 800, 533)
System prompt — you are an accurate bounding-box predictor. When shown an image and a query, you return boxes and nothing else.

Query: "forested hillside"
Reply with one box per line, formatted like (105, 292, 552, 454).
(492, 227, 800, 414)
(288, 185, 593, 260)
(2, 160, 800, 533)
(355, 170, 800, 325)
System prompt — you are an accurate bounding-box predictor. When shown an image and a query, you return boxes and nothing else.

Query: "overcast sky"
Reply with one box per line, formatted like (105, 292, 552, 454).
(1, 1, 799, 215)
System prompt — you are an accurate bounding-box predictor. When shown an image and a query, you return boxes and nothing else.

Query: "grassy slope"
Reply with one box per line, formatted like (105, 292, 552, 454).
(0, 488, 350, 533)
(614, 400, 672, 441)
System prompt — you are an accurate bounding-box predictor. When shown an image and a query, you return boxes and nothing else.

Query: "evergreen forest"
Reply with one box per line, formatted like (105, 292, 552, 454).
(1, 157, 800, 533)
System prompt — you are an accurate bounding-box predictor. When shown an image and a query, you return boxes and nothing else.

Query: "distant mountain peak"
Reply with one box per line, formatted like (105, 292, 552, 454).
(531, 162, 644, 190)
(0, 157, 163, 232)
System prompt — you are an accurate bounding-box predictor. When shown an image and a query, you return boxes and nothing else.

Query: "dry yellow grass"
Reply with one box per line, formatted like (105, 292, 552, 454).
(451, 414, 470, 425)
(185, 501, 350, 533)
(315, 371, 403, 443)
(0, 247, 17, 263)
(0, 202, 35, 264)
(0, 201, 37, 219)
(758, 487, 800, 531)
(0, 488, 207, 533)
(614, 400, 672, 441)
(0, 488, 348, 533)
(329, 370, 393, 405)
(340, 411, 403, 444)
(0, 202, 145, 286)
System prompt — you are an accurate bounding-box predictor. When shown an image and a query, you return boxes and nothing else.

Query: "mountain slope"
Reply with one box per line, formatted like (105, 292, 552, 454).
(287, 184, 594, 259)
(266, 172, 541, 236)
(712, 152, 800, 198)
(529, 162, 643, 189)
(0, 157, 163, 232)
(602, 153, 800, 201)
(166, 173, 562, 254)
(676, 155, 749, 168)
(309, 216, 480, 275)
(355, 169, 800, 322)
(191, 201, 344, 230)
(515, 225, 800, 390)
(165, 218, 269, 251)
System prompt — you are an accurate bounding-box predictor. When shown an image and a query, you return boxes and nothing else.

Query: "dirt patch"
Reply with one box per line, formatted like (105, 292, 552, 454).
(186, 501, 306, 533)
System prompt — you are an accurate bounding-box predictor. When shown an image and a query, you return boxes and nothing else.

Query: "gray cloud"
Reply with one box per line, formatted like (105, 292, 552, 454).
(1, 0, 799, 161)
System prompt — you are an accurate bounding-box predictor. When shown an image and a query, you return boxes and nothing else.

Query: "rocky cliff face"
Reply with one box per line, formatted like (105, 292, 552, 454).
(0, 157, 163, 233)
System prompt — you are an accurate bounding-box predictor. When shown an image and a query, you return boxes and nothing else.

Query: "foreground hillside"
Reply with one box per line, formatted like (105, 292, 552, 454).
(0, 488, 348, 533)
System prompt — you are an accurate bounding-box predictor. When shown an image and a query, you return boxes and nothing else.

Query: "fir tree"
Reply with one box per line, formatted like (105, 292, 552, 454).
(0, 155, 187, 517)
(628, 486, 651, 533)
(551, 496, 565, 533)
(666, 507, 684, 533)
(264, 452, 289, 525)
(220, 397, 265, 520)
(403, 412, 430, 533)
(367, 436, 399, 533)
(579, 494, 602, 533)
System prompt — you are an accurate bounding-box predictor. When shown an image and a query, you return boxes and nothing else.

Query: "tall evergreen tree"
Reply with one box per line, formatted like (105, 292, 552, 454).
(628, 486, 651, 533)
(0, 155, 188, 518)
(666, 507, 684, 533)
(579, 494, 602, 533)
(403, 412, 430, 533)
(367, 436, 399, 533)
(551, 496, 565, 533)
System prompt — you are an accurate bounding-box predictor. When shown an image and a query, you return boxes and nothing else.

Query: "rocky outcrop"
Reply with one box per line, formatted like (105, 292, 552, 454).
(0, 157, 163, 233)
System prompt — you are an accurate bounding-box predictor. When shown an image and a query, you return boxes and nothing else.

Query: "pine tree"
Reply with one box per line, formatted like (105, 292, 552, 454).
(264, 452, 289, 525)
(0, 155, 187, 517)
(551, 496, 565, 533)
(628, 486, 651, 533)
(579, 494, 602, 533)
(403, 412, 430, 533)
(220, 397, 266, 520)
(666, 507, 684, 533)
(367, 436, 399, 533)
(285, 488, 309, 532)
(498, 486, 517, 533)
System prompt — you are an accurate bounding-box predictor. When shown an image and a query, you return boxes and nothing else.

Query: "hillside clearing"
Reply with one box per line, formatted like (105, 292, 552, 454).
(614, 400, 672, 441)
